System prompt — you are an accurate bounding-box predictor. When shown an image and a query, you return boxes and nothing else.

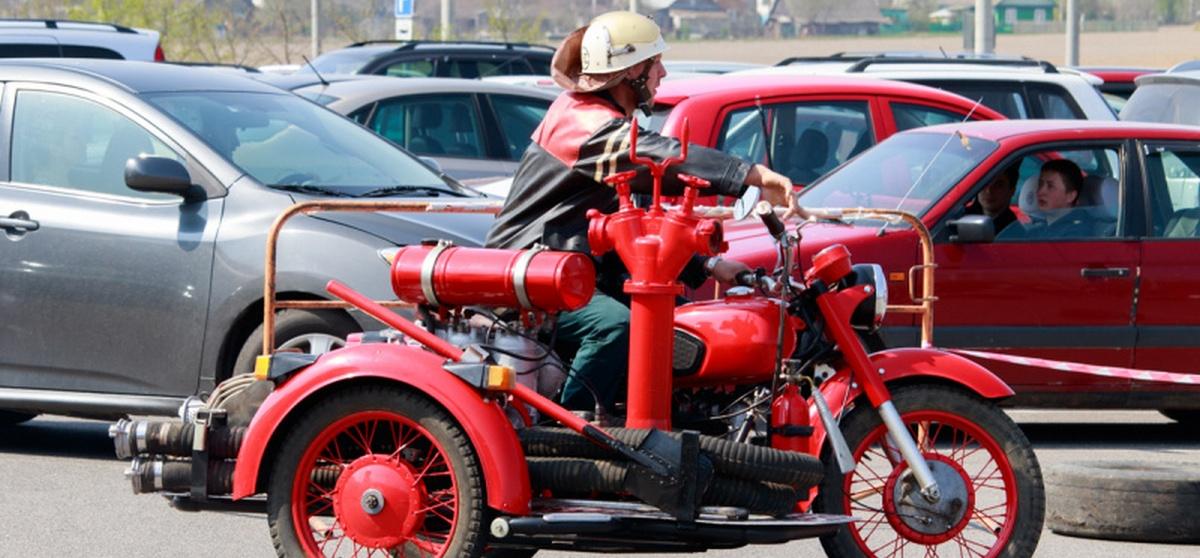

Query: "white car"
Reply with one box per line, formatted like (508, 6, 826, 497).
(0, 19, 162, 61)
(736, 55, 1116, 121)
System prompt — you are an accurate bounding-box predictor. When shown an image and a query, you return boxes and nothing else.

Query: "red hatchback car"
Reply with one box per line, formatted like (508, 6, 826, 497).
(647, 74, 1004, 189)
(724, 119, 1200, 421)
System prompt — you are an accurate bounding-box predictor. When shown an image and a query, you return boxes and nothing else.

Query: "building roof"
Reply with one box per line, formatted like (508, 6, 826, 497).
(995, 0, 1056, 8)
(772, 0, 889, 25)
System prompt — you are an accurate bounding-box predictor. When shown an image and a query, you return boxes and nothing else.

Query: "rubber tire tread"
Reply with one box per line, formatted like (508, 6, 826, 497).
(265, 385, 488, 557)
(527, 457, 801, 516)
(1046, 460, 1200, 543)
(519, 426, 822, 488)
(232, 309, 359, 375)
(813, 384, 1045, 558)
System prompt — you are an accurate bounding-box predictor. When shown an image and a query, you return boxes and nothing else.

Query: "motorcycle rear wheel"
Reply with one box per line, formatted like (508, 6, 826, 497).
(814, 384, 1044, 558)
(266, 385, 488, 557)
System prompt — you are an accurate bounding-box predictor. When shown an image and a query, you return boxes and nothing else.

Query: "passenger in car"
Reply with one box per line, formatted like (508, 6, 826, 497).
(1000, 159, 1093, 239)
(965, 163, 1019, 235)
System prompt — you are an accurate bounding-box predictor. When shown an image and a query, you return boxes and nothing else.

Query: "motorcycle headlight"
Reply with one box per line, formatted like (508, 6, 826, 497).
(846, 263, 888, 332)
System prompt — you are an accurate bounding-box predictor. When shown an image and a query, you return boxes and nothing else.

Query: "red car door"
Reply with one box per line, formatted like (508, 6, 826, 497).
(933, 141, 1138, 405)
(1132, 141, 1200, 399)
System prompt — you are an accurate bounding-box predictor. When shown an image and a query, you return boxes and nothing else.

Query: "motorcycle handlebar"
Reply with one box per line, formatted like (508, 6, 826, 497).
(754, 201, 787, 240)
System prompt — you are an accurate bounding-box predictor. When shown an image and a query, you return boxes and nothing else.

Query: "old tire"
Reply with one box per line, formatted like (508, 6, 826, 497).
(0, 410, 37, 426)
(233, 309, 359, 374)
(1159, 409, 1200, 425)
(814, 385, 1044, 558)
(266, 385, 488, 557)
(1046, 460, 1200, 543)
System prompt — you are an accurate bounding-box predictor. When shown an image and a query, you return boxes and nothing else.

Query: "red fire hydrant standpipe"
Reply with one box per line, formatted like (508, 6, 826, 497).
(587, 121, 726, 430)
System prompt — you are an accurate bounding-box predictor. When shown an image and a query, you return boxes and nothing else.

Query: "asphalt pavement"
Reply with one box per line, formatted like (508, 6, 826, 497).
(0, 410, 1196, 557)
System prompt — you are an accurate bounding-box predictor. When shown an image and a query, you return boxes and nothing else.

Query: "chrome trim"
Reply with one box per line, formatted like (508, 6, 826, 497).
(511, 244, 546, 310)
(419, 240, 453, 307)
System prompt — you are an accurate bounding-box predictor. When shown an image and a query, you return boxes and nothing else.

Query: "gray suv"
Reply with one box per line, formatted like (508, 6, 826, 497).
(0, 60, 491, 424)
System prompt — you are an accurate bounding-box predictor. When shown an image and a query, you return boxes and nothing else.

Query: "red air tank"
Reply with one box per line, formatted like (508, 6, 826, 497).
(390, 243, 596, 313)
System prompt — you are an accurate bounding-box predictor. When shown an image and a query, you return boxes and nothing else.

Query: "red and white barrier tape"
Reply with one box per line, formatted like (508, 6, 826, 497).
(948, 349, 1200, 386)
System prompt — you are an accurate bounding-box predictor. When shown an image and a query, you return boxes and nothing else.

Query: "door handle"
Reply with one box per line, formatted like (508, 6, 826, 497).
(1080, 267, 1129, 278)
(0, 216, 39, 232)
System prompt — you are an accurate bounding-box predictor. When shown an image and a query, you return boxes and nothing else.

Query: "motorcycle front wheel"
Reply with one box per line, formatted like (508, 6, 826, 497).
(266, 385, 489, 557)
(814, 384, 1044, 558)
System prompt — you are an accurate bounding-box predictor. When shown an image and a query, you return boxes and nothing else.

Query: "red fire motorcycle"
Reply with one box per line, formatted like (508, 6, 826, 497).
(111, 126, 1044, 557)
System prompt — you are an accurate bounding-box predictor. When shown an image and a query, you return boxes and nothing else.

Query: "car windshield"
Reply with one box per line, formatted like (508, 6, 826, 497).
(1120, 82, 1200, 126)
(302, 48, 379, 74)
(143, 91, 461, 195)
(799, 131, 998, 216)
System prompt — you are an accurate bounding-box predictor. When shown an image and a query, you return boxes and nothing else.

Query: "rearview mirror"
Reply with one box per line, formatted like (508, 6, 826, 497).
(948, 214, 996, 243)
(125, 156, 195, 198)
(733, 186, 761, 220)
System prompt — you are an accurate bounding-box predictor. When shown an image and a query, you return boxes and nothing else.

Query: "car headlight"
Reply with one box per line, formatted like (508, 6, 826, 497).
(846, 263, 887, 332)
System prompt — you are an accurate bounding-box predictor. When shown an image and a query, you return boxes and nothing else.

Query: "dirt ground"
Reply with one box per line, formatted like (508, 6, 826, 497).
(664, 24, 1199, 69)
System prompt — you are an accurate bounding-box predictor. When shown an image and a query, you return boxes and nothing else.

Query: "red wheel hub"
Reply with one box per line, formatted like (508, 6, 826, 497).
(332, 454, 427, 548)
(882, 454, 975, 544)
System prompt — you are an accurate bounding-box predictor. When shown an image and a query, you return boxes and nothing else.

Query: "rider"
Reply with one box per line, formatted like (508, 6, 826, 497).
(485, 11, 798, 413)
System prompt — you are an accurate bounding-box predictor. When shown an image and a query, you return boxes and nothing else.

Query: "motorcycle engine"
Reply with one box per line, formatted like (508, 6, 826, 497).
(432, 315, 567, 400)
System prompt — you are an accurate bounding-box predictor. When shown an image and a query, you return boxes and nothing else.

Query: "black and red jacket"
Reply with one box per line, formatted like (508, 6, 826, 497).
(485, 91, 751, 295)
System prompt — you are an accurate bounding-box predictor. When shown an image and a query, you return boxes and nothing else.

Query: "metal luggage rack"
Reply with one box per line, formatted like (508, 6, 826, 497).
(261, 201, 936, 356)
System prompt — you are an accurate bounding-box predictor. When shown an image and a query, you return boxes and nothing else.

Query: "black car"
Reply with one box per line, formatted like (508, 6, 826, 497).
(303, 40, 554, 78)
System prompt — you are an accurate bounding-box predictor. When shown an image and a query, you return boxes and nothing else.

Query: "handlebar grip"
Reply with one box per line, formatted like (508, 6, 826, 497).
(755, 201, 787, 240)
(735, 270, 757, 288)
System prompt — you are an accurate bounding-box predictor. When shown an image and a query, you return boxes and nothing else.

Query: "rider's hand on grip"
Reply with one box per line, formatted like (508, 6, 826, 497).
(754, 200, 787, 240)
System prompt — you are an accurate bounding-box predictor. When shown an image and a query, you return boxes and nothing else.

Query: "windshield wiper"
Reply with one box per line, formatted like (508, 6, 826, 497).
(356, 185, 468, 198)
(269, 184, 355, 197)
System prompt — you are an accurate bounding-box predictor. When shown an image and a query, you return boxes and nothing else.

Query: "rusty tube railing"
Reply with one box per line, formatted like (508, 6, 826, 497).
(261, 200, 934, 358)
(697, 206, 937, 348)
(261, 200, 503, 355)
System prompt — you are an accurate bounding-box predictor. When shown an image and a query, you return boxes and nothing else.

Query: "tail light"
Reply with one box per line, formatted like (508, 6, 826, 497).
(154, 43, 165, 62)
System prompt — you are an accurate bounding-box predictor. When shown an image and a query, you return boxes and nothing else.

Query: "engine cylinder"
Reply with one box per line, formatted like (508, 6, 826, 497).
(391, 244, 595, 313)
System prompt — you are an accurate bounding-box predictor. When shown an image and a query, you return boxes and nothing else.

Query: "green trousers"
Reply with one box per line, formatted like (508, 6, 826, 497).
(555, 292, 630, 411)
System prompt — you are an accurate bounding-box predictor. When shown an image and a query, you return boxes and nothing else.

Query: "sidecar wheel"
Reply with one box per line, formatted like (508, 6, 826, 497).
(266, 385, 488, 557)
(814, 385, 1044, 558)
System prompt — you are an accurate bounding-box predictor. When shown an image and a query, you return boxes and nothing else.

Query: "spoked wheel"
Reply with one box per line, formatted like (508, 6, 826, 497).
(815, 385, 1044, 558)
(267, 386, 487, 557)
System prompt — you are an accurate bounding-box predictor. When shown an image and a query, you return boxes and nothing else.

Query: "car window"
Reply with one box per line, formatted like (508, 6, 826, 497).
(306, 48, 377, 74)
(917, 81, 1029, 119)
(1143, 145, 1200, 238)
(1030, 86, 1082, 118)
(799, 131, 997, 217)
(382, 59, 434, 77)
(891, 103, 968, 132)
(0, 43, 60, 57)
(995, 146, 1124, 241)
(369, 94, 484, 158)
(527, 57, 551, 75)
(11, 90, 182, 200)
(145, 91, 455, 193)
(488, 94, 550, 160)
(440, 57, 530, 78)
(716, 101, 872, 185)
(1121, 82, 1200, 126)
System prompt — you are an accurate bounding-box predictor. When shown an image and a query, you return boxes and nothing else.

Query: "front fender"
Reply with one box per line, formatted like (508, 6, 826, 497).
(808, 347, 1013, 459)
(231, 343, 530, 515)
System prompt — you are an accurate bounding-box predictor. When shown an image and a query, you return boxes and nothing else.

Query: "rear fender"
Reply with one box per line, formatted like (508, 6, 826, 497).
(231, 343, 530, 515)
(808, 348, 1013, 467)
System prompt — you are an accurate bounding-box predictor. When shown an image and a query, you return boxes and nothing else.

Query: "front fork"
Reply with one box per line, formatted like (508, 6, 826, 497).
(814, 284, 942, 503)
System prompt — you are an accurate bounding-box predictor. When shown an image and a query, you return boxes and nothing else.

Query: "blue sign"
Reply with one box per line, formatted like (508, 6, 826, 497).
(395, 0, 413, 18)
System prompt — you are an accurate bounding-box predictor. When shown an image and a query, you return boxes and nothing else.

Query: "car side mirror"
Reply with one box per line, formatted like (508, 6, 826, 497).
(948, 214, 996, 243)
(419, 156, 444, 174)
(732, 186, 761, 220)
(125, 156, 198, 199)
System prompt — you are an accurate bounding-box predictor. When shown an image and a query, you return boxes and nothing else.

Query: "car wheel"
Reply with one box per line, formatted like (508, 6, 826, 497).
(232, 309, 360, 375)
(1047, 461, 1200, 543)
(0, 410, 37, 426)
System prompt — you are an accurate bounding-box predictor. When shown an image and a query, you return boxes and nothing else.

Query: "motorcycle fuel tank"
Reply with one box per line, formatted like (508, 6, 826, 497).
(672, 294, 798, 387)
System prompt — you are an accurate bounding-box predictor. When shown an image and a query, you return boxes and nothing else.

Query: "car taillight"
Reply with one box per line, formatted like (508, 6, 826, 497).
(154, 43, 165, 62)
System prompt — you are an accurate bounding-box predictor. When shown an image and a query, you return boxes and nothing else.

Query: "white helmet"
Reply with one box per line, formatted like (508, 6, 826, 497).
(579, 11, 667, 75)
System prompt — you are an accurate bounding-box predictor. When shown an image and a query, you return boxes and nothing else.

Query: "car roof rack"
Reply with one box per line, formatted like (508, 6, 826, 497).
(0, 18, 139, 34)
(777, 51, 1038, 66)
(346, 39, 553, 51)
(845, 56, 1058, 74)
